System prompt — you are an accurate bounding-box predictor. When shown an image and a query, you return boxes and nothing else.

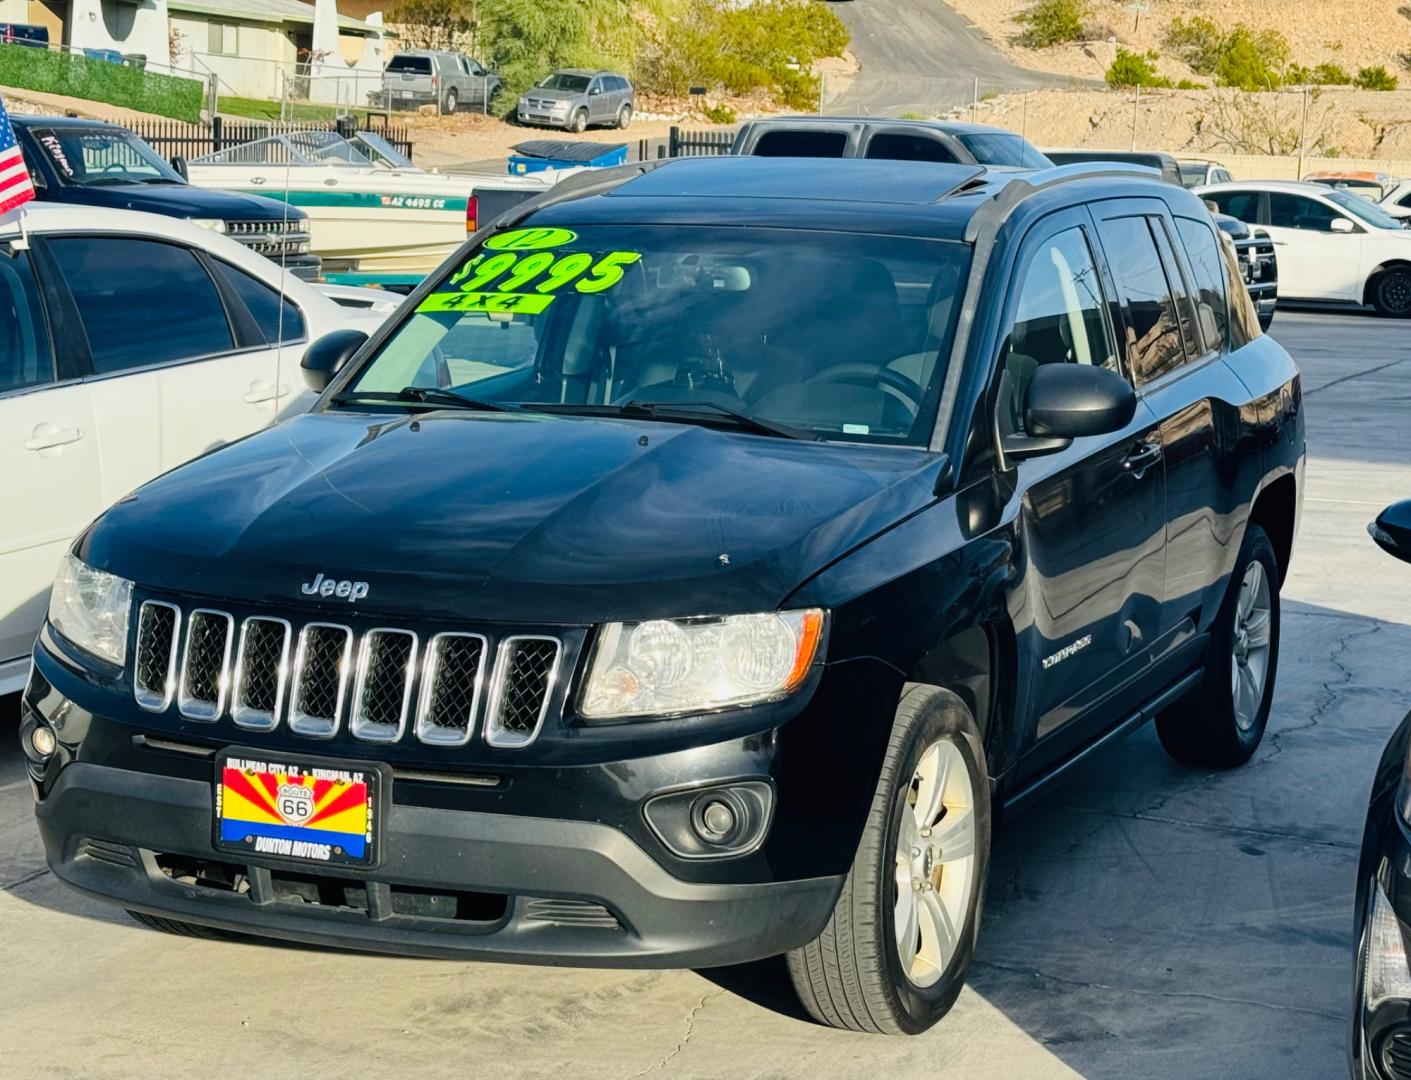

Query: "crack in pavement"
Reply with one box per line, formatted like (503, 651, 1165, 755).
(970, 958, 1343, 1022)
(1302, 356, 1409, 397)
(1051, 803, 1358, 851)
(2, 868, 51, 892)
(627, 989, 726, 1078)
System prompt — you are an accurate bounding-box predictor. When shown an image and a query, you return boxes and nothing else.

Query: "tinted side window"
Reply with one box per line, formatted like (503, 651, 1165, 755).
(865, 133, 957, 163)
(1268, 193, 1338, 231)
(1174, 216, 1229, 350)
(751, 130, 848, 157)
(1149, 217, 1202, 361)
(210, 260, 307, 344)
(0, 250, 54, 393)
(1096, 216, 1186, 384)
(1001, 226, 1117, 431)
(1208, 190, 1261, 223)
(48, 237, 234, 374)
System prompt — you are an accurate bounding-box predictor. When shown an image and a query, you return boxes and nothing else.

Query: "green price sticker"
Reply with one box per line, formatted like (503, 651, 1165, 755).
(483, 227, 578, 251)
(417, 291, 556, 315)
(444, 249, 642, 300)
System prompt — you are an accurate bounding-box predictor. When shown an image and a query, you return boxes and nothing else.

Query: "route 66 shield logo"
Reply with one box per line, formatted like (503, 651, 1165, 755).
(276, 782, 316, 826)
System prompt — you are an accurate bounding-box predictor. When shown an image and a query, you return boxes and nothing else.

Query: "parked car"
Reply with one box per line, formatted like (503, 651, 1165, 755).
(1179, 158, 1235, 188)
(516, 70, 634, 132)
(0, 22, 48, 46)
(1199, 180, 1411, 317)
(0, 203, 382, 696)
(733, 117, 1052, 168)
(1043, 150, 1278, 329)
(1379, 179, 1411, 221)
(380, 50, 501, 115)
(19, 156, 1304, 1035)
(1353, 500, 1411, 1079)
(10, 115, 320, 280)
(1304, 170, 1398, 202)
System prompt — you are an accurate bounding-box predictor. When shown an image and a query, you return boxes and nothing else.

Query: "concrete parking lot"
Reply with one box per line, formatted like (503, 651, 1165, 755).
(2, 310, 1408, 1079)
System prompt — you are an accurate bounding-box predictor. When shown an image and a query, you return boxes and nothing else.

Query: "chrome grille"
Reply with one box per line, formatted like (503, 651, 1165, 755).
(289, 624, 352, 738)
(133, 601, 180, 712)
(178, 610, 234, 720)
(485, 636, 561, 748)
(232, 617, 290, 731)
(224, 219, 310, 256)
(350, 629, 418, 742)
(415, 633, 487, 746)
(129, 602, 561, 748)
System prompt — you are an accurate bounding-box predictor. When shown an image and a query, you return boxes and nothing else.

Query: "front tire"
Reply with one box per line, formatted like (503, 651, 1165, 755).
(787, 685, 990, 1034)
(569, 108, 587, 133)
(1156, 524, 1280, 767)
(1370, 267, 1411, 318)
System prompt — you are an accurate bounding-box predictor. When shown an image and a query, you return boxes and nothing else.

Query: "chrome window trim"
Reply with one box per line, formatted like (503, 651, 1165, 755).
(483, 635, 562, 749)
(133, 600, 181, 713)
(414, 631, 488, 747)
(288, 622, 353, 739)
(349, 627, 419, 743)
(230, 616, 292, 731)
(176, 608, 234, 721)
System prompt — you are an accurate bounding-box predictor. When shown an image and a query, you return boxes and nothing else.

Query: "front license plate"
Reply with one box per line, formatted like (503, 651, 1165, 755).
(214, 750, 385, 867)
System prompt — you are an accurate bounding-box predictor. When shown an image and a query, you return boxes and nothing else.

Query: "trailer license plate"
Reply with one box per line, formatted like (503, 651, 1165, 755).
(214, 750, 384, 867)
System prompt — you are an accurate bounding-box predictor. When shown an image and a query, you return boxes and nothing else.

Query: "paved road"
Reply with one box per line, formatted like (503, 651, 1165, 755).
(827, 0, 1077, 116)
(2, 309, 1408, 1078)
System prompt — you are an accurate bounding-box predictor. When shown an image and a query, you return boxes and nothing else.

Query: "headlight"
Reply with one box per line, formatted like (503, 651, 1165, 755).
(48, 554, 133, 666)
(1366, 879, 1411, 1009)
(190, 218, 227, 233)
(580, 609, 824, 720)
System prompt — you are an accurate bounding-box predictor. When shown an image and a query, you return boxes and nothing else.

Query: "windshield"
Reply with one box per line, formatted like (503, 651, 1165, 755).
(956, 133, 1051, 169)
(1326, 189, 1406, 230)
(538, 73, 591, 92)
(31, 127, 182, 186)
(340, 225, 972, 446)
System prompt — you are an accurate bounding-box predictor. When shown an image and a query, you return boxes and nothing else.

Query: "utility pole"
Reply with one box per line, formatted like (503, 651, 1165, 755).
(1131, 83, 1140, 150)
(972, 77, 979, 123)
(1297, 86, 1311, 179)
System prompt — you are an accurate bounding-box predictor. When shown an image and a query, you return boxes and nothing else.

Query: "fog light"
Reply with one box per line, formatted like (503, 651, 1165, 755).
(30, 725, 56, 757)
(700, 800, 736, 838)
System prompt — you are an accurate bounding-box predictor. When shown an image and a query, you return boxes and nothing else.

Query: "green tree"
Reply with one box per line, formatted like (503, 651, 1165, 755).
(481, 0, 635, 94)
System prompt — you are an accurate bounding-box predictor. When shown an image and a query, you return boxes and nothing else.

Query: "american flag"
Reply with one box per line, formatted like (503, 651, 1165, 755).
(0, 93, 37, 217)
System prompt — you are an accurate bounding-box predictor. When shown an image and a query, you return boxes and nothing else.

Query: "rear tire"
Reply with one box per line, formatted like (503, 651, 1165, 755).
(443, 88, 458, 115)
(1156, 524, 1280, 767)
(126, 910, 239, 940)
(787, 685, 990, 1034)
(569, 108, 587, 133)
(1370, 267, 1411, 318)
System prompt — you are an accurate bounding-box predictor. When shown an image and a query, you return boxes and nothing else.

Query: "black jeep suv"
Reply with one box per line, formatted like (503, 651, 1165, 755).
(20, 157, 1304, 1035)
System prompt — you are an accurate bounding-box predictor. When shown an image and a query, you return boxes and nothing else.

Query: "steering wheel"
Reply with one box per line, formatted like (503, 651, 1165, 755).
(806, 362, 925, 415)
(100, 162, 131, 174)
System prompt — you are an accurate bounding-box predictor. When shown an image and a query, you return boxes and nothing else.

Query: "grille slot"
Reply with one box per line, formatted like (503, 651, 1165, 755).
(415, 632, 487, 746)
(485, 636, 561, 748)
(133, 601, 180, 712)
(523, 898, 622, 930)
(350, 628, 418, 742)
(232, 617, 291, 731)
(1383, 1030, 1411, 1080)
(289, 623, 353, 738)
(177, 609, 234, 721)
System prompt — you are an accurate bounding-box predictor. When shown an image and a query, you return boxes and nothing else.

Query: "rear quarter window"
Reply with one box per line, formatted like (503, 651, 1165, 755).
(865, 133, 957, 163)
(751, 130, 849, 157)
(1174, 216, 1229, 351)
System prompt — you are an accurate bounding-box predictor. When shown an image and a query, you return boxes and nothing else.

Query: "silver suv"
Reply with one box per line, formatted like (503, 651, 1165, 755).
(381, 50, 501, 114)
(516, 69, 634, 132)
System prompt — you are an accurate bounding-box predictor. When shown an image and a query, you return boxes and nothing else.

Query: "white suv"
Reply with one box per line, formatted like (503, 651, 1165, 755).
(1197, 179, 1411, 317)
(0, 204, 382, 693)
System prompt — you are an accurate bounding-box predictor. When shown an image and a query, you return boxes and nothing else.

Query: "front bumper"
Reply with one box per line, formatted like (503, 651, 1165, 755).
(517, 109, 571, 128)
(31, 757, 840, 967)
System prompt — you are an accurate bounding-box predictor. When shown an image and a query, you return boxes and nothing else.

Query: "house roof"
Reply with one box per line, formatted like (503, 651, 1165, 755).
(167, 0, 384, 35)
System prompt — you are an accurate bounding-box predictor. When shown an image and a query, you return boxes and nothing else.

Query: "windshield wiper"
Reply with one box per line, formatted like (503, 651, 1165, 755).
(524, 400, 816, 440)
(331, 386, 514, 412)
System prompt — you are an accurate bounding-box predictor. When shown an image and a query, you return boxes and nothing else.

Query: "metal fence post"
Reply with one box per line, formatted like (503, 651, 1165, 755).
(1130, 84, 1140, 151)
(669, 126, 681, 157)
(972, 77, 979, 123)
(212, 114, 223, 153)
(1297, 86, 1310, 180)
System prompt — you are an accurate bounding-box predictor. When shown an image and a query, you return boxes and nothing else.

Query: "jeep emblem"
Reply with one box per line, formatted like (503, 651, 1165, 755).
(300, 573, 369, 602)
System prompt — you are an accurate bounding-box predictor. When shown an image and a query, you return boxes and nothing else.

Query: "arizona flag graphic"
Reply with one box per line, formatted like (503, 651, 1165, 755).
(219, 763, 372, 861)
(0, 93, 37, 218)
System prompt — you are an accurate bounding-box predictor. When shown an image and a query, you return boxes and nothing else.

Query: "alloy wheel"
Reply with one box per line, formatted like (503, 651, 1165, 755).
(1378, 271, 1411, 317)
(893, 739, 977, 988)
(1231, 560, 1273, 731)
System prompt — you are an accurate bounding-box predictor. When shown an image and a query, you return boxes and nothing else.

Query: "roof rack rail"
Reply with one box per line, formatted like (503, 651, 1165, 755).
(963, 162, 1160, 242)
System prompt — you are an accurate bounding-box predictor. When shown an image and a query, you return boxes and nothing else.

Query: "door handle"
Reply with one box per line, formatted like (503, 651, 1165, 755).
(1122, 441, 1163, 477)
(25, 423, 84, 451)
(244, 380, 283, 404)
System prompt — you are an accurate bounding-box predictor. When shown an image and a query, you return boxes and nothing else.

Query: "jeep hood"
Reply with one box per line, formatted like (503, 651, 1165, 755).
(81, 411, 946, 625)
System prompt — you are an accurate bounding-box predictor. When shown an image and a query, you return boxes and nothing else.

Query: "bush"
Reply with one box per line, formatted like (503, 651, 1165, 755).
(481, 0, 633, 95)
(1164, 16, 1225, 73)
(0, 43, 202, 121)
(1015, 0, 1085, 48)
(1354, 65, 1399, 90)
(1313, 62, 1353, 85)
(1164, 17, 1288, 89)
(1105, 48, 1171, 88)
(701, 102, 736, 124)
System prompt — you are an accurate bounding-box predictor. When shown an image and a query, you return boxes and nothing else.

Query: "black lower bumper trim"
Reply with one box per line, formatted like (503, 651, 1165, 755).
(36, 762, 841, 968)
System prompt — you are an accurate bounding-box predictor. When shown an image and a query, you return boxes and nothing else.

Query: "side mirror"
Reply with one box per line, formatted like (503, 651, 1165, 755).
(1331, 217, 1355, 234)
(589, 86, 602, 96)
(1003, 363, 1137, 461)
(170, 155, 188, 180)
(1370, 501, 1411, 564)
(301, 329, 368, 392)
